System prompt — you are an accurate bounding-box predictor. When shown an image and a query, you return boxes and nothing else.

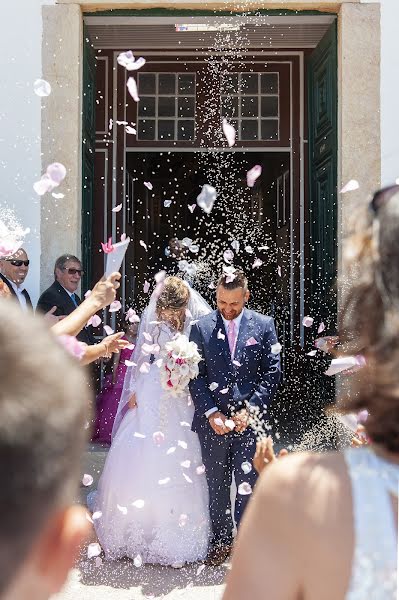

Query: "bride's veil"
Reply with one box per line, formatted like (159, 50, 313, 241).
(111, 278, 212, 440)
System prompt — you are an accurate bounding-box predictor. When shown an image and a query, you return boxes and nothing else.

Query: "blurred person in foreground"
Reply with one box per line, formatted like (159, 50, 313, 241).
(223, 185, 399, 600)
(0, 301, 91, 600)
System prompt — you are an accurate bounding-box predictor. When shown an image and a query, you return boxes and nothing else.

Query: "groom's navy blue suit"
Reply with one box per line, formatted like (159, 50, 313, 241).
(189, 308, 281, 547)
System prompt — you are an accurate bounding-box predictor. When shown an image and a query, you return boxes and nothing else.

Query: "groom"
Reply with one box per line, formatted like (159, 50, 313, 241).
(189, 270, 281, 566)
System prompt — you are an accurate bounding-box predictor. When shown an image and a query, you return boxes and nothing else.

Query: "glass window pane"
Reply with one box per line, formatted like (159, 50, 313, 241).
(241, 120, 258, 141)
(241, 96, 258, 118)
(221, 96, 238, 118)
(138, 96, 156, 118)
(159, 74, 176, 95)
(261, 96, 279, 117)
(158, 97, 176, 117)
(241, 74, 258, 94)
(158, 120, 175, 140)
(178, 96, 195, 118)
(137, 119, 155, 140)
(138, 73, 156, 95)
(178, 120, 195, 141)
(221, 73, 238, 95)
(261, 73, 279, 94)
(178, 74, 195, 95)
(261, 119, 279, 140)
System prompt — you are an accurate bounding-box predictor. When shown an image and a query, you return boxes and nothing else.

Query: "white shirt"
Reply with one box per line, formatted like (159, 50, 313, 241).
(60, 285, 78, 304)
(9, 280, 28, 312)
(205, 310, 245, 419)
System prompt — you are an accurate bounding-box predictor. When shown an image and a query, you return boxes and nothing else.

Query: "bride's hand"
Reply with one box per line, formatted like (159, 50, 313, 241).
(128, 393, 137, 410)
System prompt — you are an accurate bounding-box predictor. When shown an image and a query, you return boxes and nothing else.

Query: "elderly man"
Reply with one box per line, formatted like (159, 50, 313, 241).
(0, 248, 32, 310)
(37, 254, 95, 345)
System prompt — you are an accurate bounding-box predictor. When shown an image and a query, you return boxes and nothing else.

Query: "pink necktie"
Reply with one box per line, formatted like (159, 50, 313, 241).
(227, 320, 237, 358)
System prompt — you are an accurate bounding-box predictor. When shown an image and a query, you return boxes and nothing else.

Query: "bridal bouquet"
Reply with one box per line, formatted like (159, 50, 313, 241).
(159, 334, 201, 397)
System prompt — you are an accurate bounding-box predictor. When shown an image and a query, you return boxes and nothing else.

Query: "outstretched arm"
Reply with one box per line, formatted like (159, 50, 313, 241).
(247, 318, 281, 413)
(51, 273, 121, 337)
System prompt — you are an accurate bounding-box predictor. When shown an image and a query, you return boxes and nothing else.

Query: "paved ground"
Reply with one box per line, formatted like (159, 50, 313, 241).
(54, 444, 227, 600)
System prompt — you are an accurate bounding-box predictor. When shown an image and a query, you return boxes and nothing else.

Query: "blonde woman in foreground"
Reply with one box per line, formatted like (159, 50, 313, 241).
(224, 185, 399, 600)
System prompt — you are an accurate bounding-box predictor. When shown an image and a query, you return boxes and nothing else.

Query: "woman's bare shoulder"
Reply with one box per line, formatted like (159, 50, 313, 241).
(256, 451, 349, 510)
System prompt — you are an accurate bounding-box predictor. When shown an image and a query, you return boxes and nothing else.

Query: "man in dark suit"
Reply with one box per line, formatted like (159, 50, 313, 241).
(0, 248, 33, 310)
(37, 254, 94, 345)
(189, 271, 281, 565)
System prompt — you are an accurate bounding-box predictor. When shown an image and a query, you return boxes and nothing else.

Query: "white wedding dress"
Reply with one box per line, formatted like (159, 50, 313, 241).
(90, 288, 211, 565)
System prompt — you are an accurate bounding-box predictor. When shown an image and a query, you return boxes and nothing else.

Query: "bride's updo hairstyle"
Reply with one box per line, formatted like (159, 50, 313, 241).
(338, 185, 399, 451)
(156, 276, 190, 331)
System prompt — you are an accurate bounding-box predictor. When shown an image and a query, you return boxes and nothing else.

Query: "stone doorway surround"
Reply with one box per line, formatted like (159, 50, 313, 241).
(41, 0, 380, 292)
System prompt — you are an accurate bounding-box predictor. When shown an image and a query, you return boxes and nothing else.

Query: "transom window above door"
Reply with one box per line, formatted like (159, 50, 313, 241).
(220, 72, 280, 141)
(137, 73, 196, 141)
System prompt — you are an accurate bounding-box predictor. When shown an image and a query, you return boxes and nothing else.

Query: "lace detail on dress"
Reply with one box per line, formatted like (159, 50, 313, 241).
(344, 448, 397, 600)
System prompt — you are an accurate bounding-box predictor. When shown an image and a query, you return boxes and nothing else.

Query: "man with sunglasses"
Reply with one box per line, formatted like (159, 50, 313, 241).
(37, 254, 95, 345)
(0, 248, 32, 310)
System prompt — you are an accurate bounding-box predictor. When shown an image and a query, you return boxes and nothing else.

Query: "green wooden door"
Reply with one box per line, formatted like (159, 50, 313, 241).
(307, 21, 338, 330)
(81, 29, 96, 292)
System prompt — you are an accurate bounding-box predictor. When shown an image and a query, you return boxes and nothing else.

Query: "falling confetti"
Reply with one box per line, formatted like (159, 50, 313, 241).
(238, 482, 252, 495)
(127, 77, 140, 102)
(34, 78, 52, 97)
(246, 164, 262, 188)
(340, 179, 359, 194)
(222, 118, 236, 147)
(82, 474, 93, 487)
(302, 316, 314, 328)
(197, 184, 217, 214)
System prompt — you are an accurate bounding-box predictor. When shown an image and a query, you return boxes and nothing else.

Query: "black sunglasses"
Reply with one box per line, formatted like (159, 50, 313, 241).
(5, 259, 30, 267)
(63, 267, 84, 276)
(370, 184, 399, 215)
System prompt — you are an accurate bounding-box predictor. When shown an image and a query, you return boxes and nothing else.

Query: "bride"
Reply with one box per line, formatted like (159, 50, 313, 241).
(90, 276, 211, 566)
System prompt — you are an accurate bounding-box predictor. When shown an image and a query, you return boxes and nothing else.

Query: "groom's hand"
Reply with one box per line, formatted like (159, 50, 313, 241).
(232, 409, 249, 433)
(208, 411, 230, 435)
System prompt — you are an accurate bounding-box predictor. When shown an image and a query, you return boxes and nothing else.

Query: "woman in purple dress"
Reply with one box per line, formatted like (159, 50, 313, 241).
(92, 321, 138, 444)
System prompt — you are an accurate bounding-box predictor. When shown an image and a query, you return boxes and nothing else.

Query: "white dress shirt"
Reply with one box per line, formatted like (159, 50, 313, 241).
(205, 311, 244, 419)
(9, 280, 28, 312)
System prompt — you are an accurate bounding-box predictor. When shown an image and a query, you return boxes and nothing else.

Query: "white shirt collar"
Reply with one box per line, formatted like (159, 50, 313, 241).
(221, 309, 244, 332)
(9, 279, 25, 293)
(59, 284, 75, 299)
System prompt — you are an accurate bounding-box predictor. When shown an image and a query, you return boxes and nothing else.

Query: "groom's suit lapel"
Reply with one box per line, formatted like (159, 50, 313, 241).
(212, 308, 254, 367)
(234, 308, 254, 364)
(213, 312, 233, 368)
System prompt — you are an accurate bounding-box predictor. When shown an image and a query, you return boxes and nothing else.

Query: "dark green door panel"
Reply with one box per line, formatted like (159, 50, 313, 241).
(82, 29, 96, 292)
(307, 21, 338, 327)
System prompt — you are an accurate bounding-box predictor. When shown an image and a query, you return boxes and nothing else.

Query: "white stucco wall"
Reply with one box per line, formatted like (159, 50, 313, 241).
(0, 0, 55, 305)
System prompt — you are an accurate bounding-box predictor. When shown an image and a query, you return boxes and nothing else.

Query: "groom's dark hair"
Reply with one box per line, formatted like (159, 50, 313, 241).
(0, 302, 91, 594)
(217, 270, 248, 292)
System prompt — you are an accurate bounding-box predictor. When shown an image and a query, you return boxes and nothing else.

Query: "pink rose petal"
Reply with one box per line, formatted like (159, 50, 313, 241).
(127, 77, 140, 102)
(317, 322, 325, 334)
(222, 118, 236, 147)
(139, 362, 151, 374)
(82, 473, 93, 486)
(87, 543, 102, 559)
(188, 204, 196, 213)
(109, 300, 122, 313)
(143, 280, 150, 294)
(46, 162, 66, 184)
(88, 314, 101, 327)
(302, 316, 314, 328)
(340, 179, 359, 194)
(246, 164, 262, 187)
(144, 181, 153, 190)
(140, 240, 148, 251)
(126, 126, 137, 135)
(112, 203, 122, 212)
(153, 431, 165, 445)
(104, 325, 114, 335)
(238, 482, 252, 495)
(101, 237, 114, 254)
(252, 258, 263, 268)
